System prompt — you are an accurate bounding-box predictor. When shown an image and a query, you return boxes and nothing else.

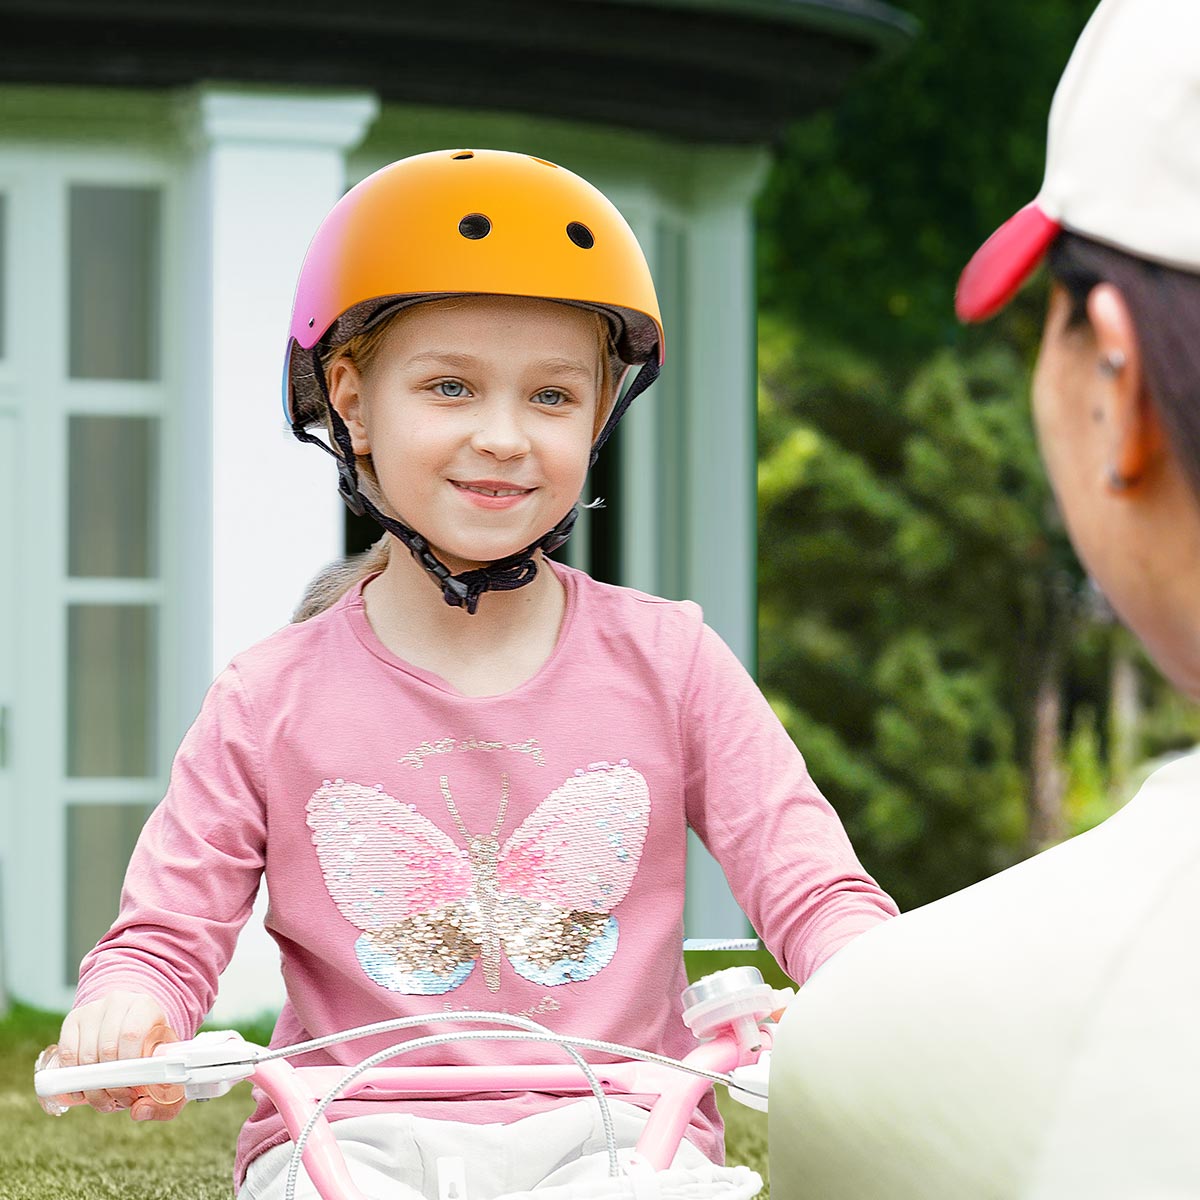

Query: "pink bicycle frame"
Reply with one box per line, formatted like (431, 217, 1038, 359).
(251, 1027, 772, 1200)
(36, 964, 785, 1200)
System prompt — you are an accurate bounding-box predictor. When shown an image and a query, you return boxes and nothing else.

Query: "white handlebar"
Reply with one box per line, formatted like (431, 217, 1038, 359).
(34, 1030, 265, 1102)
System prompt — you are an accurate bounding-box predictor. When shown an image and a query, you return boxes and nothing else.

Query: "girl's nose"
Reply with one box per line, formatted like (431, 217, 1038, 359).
(470, 400, 531, 460)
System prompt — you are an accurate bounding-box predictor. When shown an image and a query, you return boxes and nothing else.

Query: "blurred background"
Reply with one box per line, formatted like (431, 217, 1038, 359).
(1, 0, 1193, 1024)
(755, 0, 1200, 914)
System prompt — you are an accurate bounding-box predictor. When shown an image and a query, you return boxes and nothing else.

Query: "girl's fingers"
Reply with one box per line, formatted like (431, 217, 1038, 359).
(121, 996, 183, 1121)
(130, 1093, 186, 1122)
(82, 995, 133, 1112)
(53, 992, 175, 1116)
(52, 1010, 87, 1107)
(65, 1002, 113, 1110)
(110, 1000, 161, 1111)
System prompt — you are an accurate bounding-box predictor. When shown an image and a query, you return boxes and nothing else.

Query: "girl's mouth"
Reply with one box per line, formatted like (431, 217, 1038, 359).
(451, 480, 536, 508)
(453, 483, 532, 497)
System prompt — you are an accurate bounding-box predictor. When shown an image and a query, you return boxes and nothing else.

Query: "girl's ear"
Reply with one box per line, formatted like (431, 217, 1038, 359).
(327, 358, 372, 456)
(1087, 283, 1163, 492)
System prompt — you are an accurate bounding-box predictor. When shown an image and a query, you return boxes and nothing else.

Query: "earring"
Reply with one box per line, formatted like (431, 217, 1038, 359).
(1106, 464, 1133, 492)
(1098, 351, 1127, 378)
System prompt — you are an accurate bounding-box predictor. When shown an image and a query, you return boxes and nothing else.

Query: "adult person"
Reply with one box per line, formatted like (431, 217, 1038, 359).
(768, 0, 1200, 1195)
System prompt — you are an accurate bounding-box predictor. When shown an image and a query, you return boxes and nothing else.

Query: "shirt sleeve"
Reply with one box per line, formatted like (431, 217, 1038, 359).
(682, 622, 898, 983)
(73, 664, 268, 1038)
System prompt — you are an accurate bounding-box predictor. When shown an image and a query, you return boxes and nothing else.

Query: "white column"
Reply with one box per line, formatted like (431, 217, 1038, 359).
(683, 147, 771, 668)
(179, 88, 379, 679)
(682, 147, 772, 940)
(605, 185, 663, 598)
(178, 89, 378, 1023)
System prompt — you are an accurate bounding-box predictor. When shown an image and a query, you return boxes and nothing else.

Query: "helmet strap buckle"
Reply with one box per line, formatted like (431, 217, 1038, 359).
(336, 461, 366, 516)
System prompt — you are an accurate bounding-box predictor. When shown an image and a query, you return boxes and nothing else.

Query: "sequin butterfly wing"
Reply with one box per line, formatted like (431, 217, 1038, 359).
(306, 779, 484, 995)
(494, 761, 651, 986)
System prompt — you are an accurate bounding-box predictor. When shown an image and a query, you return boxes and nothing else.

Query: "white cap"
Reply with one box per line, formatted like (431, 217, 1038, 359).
(957, 0, 1200, 322)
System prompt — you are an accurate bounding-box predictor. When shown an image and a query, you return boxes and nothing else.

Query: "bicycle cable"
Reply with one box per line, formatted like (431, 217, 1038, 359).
(282, 1012, 618, 1200)
(279, 1017, 766, 1200)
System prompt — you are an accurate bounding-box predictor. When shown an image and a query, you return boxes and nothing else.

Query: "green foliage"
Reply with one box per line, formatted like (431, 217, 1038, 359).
(759, 322, 1059, 908)
(750, 1, 1169, 908)
(1062, 707, 1111, 836)
(757, 0, 1099, 366)
(1134, 666, 1200, 762)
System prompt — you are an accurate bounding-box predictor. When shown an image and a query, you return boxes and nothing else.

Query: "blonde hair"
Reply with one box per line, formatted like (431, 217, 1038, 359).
(292, 298, 619, 622)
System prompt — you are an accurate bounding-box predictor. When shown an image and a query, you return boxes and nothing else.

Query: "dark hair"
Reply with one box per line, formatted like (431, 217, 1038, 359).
(1047, 231, 1200, 502)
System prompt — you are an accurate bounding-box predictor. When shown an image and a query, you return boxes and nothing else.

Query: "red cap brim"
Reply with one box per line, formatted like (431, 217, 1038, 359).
(955, 202, 1062, 323)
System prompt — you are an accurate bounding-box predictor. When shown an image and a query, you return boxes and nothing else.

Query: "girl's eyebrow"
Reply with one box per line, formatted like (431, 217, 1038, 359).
(405, 351, 594, 382)
(405, 351, 481, 371)
(529, 359, 596, 383)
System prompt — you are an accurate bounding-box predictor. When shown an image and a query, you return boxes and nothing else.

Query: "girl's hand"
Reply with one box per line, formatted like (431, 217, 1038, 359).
(54, 992, 185, 1121)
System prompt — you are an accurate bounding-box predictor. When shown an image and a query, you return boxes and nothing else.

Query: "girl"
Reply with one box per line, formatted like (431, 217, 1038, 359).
(54, 148, 897, 1199)
(769, 2, 1200, 1196)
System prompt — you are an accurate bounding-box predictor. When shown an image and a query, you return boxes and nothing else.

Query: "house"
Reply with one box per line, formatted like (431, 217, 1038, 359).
(0, 0, 913, 1017)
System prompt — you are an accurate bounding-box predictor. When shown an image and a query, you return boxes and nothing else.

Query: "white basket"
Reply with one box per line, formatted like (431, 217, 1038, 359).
(492, 1164, 764, 1200)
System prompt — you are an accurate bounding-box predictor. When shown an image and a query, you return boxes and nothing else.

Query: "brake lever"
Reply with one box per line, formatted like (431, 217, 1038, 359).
(34, 1030, 265, 1111)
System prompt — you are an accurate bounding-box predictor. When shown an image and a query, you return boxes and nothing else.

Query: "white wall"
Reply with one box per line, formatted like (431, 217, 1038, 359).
(180, 89, 378, 678)
(180, 88, 378, 1023)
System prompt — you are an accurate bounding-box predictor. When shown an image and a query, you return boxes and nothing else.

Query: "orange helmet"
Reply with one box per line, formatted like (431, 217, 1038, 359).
(283, 148, 664, 614)
(284, 147, 664, 426)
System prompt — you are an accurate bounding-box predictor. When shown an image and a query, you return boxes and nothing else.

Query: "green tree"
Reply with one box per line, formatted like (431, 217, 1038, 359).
(758, 0, 1099, 368)
(759, 320, 1074, 908)
(755, 0, 1198, 906)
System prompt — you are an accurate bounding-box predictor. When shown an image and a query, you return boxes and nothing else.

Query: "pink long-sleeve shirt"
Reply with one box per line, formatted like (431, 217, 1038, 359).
(76, 561, 897, 1188)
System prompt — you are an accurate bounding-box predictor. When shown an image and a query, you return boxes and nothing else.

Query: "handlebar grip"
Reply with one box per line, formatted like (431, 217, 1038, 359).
(34, 1024, 186, 1116)
(35, 1051, 187, 1098)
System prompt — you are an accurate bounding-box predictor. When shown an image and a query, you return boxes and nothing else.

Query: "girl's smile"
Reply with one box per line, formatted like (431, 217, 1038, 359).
(450, 478, 537, 508)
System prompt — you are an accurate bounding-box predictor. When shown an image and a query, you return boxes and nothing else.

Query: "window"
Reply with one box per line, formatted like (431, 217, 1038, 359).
(60, 182, 167, 983)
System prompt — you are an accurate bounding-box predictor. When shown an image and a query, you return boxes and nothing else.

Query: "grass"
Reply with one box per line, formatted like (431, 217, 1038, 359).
(2, 953, 774, 1198)
(0, 1003, 256, 1199)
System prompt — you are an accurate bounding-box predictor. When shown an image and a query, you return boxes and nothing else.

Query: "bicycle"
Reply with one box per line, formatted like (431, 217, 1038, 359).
(35, 961, 787, 1200)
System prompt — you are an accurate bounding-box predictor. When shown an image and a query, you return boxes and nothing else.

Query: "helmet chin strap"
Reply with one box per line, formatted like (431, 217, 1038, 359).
(345, 479, 579, 616)
(293, 348, 587, 615)
(589, 347, 660, 466)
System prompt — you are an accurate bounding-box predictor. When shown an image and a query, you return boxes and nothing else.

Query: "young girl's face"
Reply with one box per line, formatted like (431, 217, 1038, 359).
(329, 295, 603, 574)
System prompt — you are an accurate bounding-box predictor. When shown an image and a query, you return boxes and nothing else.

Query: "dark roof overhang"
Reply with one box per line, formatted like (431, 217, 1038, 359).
(0, 0, 916, 143)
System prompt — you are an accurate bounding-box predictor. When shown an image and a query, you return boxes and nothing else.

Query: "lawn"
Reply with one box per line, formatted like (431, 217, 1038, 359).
(0, 1003, 258, 1199)
(1, 955, 774, 1199)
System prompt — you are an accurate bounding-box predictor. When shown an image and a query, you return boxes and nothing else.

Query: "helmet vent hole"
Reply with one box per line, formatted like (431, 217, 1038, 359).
(566, 222, 595, 249)
(531, 157, 559, 168)
(458, 213, 492, 240)
(451, 151, 474, 160)
(307, 317, 315, 328)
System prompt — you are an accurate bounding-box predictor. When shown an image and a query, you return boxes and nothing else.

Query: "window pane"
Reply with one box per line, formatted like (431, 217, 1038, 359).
(0, 193, 6, 360)
(68, 415, 159, 578)
(64, 803, 154, 985)
(68, 186, 161, 380)
(67, 605, 157, 777)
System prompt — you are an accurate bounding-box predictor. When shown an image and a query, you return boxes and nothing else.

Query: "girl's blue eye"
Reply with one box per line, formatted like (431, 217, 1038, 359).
(533, 389, 569, 407)
(435, 380, 468, 398)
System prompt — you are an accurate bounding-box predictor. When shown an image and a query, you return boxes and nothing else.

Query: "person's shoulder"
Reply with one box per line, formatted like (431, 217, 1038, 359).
(560, 562, 704, 640)
(223, 590, 357, 691)
(1132, 748, 1200, 795)
(1119, 749, 1200, 833)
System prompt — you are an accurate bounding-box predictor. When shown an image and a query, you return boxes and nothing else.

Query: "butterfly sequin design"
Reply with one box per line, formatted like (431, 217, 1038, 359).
(306, 761, 650, 994)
